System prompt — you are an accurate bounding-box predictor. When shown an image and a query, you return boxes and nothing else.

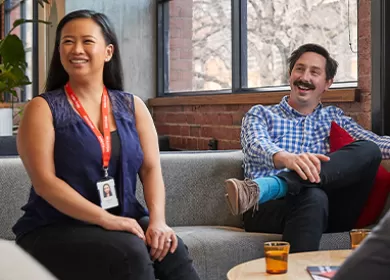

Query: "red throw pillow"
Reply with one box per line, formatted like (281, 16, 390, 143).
(329, 121, 390, 228)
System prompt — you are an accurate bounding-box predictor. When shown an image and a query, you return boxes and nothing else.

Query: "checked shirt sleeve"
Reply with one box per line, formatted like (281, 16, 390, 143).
(341, 113, 390, 159)
(241, 106, 284, 169)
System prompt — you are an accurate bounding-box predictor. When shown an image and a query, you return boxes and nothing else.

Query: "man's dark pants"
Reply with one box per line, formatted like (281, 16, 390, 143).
(243, 140, 382, 253)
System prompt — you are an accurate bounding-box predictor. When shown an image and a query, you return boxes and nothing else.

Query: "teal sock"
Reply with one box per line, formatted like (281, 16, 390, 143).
(253, 176, 288, 204)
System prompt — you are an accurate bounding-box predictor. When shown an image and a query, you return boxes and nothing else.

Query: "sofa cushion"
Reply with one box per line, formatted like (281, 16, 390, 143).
(136, 150, 245, 228)
(329, 121, 390, 228)
(174, 226, 279, 280)
(0, 157, 31, 240)
(173, 225, 350, 280)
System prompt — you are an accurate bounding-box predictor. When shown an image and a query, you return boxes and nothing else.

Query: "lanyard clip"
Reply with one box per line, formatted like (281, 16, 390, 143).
(103, 167, 109, 178)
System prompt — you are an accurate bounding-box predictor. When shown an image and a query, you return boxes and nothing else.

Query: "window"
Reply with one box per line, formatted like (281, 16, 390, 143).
(157, 0, 358, 96)
(169, 0, 232, 92)
(247, 0, 357, 88)
(3, 0, 34, 102)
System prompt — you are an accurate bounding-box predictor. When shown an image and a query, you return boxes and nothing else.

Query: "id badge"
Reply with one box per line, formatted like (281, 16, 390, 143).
(96, 177, 119, 210)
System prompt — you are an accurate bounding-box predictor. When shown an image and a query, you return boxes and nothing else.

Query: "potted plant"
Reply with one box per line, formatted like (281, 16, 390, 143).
(0, 0, 50, 136)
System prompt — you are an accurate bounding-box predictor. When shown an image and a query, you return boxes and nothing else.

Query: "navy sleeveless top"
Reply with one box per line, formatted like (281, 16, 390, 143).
(13, 88, 148, 240)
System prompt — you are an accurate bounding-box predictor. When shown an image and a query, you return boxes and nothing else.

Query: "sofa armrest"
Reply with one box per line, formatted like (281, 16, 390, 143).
(0, 240, 57, 279)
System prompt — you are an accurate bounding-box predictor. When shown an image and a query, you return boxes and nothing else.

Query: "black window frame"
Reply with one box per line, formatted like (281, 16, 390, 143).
(371, 0, 390, 135)
(156, 0, 359, 97)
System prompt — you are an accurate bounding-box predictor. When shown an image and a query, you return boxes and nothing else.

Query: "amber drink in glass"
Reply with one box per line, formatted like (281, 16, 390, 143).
(264, 241, 290, 274)
(350, 229, 371, 249)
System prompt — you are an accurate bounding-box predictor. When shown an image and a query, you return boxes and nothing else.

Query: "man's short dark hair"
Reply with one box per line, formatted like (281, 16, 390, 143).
(288, 43, 338, 80)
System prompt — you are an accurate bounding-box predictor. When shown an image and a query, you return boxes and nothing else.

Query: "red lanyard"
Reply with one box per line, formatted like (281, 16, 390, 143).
(65, 83, 111, 175)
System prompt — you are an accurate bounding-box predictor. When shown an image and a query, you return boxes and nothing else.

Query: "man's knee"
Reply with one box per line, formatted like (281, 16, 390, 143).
(352, 140, 382, 162)
(284, 188, 328, 252)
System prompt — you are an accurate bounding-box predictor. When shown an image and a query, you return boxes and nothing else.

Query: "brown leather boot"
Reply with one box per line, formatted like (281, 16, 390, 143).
(224, 178, 260, 215)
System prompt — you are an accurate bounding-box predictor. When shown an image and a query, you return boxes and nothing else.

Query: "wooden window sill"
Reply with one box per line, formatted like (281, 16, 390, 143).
(0, 103, 13, 108)
(148, 88, 359, 107)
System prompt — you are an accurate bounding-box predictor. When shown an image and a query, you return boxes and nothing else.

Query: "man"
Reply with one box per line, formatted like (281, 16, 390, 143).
(224, 43, 390, 253)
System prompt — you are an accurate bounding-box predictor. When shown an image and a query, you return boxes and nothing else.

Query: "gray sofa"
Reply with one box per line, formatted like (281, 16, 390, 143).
(1, 150, 389, 280)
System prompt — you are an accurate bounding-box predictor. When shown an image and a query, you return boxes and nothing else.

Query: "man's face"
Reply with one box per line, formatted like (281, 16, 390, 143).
(288, 52, 333, 112)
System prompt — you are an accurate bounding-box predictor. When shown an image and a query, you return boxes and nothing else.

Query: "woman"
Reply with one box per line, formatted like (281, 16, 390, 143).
(103, 184, 112, 198)
(13, 9, 199, 280)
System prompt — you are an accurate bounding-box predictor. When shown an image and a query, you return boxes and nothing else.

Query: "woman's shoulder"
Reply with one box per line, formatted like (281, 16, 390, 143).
(108, 89, 135, 102)
(39, 88, 65, 99)
(35, 88, 66, 110)
(36, 88, 66, 108)
(107, 89, 145, 104)
(107, 89, 136, 115)
(35, 88, 77, 128)
(107, 88, 130, 94)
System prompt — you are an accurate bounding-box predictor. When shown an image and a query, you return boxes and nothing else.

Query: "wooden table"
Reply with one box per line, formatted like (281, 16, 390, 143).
(227, 249, 352, 279)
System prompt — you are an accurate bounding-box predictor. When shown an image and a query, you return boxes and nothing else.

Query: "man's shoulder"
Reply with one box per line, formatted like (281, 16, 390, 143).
(320, 105, 345, 116)
(247, 103, 280, 115)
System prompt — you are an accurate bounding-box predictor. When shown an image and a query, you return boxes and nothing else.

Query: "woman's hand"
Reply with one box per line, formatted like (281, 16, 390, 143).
(100, 214, 145, 241)
(146, 221, 178, 262)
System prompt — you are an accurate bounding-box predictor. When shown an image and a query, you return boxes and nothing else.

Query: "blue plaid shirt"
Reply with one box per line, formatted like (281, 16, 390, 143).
(241, 96, 390, 179)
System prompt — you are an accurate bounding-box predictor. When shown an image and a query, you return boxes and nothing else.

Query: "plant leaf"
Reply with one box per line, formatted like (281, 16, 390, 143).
(10, 66, 30, 83)
(9, 89, 17, 99)
(12, 19, 51, 31)
(0, 35, 26, 68)
(0, 66, 31, 93)
(0, 81, 8, 93)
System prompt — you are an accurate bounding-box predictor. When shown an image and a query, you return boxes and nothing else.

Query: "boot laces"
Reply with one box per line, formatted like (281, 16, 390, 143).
(243, 179, 259, 215)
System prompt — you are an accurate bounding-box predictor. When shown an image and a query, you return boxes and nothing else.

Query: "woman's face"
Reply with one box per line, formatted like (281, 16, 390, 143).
(103, 185, 110, 194)
(59, 18, 113, 80)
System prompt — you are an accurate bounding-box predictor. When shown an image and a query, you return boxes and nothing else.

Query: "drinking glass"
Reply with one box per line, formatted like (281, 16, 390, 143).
(350, 229, 371, 249)
(264, 241, 290, 274)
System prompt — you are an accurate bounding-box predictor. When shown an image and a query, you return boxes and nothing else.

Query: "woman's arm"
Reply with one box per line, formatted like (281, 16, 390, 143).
(17, 97, 145, 238)
(134, 96, 165, 223)
(133, 96, 176, 261)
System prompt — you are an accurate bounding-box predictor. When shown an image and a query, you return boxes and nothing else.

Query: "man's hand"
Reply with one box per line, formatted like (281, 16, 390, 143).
(273, 151, 330, 183)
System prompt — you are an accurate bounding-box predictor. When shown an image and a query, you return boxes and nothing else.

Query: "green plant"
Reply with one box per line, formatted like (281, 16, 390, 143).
(0, 0, 50, 102)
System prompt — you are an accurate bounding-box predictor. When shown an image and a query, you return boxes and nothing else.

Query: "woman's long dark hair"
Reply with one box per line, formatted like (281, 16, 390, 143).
(45, 10, 124, 91)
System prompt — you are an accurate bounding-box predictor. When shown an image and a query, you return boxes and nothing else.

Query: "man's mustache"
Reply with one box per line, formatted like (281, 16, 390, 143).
(293, 80, 315, 90)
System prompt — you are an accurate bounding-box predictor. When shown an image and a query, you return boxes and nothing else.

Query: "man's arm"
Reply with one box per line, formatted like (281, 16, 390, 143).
(342, 115, 390, 159)
(242, 106, 329, 182)
(241, 106, 285, 169)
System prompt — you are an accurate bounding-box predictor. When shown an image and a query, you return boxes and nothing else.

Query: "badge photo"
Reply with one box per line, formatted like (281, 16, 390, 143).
(96, 178, 119, 210)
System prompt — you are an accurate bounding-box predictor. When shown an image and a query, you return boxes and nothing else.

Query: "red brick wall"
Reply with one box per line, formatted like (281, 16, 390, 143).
(1, 5, 4, 38)
(169, 0, 193, 92)
(153, 0, 372, 151)
(153, 104, 248, 150)
(9, 4, 21, 37)
(356, 0, 372, 129)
